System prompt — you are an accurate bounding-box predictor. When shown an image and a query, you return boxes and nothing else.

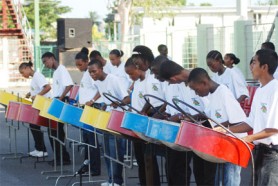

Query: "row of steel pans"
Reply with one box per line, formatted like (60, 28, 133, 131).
(0, 90, 254, 168)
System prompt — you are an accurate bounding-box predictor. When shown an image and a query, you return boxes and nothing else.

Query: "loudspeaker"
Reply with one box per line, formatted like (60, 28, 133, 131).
(57, 18, 92, 49)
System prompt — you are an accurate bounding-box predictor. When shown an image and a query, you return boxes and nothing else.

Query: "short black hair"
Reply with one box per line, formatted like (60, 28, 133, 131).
(188, 68, 211, 83)
(75, 47, 89, 61)
(88, 59, 103, 69)
(206, 50, 224, 64)
(159, 60, 183, 80)
(124, 57, 136, 68)
(41, 52, 56, 60)
(158, 44, 167, 52)
(256, 49, 278, 75)
(132, 45, 154, 64)
(151, 55, 168, 68)
(261, 41, 275, 51)
(89, 50, 102, 59)
(225, 53, 240, 64)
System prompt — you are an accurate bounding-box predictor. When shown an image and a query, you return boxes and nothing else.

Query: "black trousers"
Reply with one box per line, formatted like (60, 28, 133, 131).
(48, 97, 70, 162)
(192, 153, 216, 186)
(30, 124, 46, 152)
(166, 148, 192, 186)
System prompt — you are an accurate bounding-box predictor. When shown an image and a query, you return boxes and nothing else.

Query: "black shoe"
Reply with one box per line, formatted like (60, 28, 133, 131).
(48, 159, 71, 166)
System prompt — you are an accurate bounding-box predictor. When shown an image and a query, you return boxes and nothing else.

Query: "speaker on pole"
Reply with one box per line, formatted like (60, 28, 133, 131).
(57, 18, 92, 49)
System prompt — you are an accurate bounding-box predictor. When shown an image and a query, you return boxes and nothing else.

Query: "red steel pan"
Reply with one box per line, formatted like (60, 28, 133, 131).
(17, 103, 57, 129)
(106, 110, 139, 139)
(6, 101, 21, 120)
(175, 121, 254, 168)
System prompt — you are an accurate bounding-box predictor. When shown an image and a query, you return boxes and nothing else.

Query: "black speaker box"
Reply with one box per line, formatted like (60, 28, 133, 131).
(57, 18, 92, 49)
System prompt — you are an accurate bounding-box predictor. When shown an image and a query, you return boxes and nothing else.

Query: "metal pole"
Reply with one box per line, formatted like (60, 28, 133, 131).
(34, 0, 40, 70)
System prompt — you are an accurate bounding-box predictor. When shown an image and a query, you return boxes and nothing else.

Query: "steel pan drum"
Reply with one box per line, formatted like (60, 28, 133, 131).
(32, 95, 50, 111)
(107, 110, 138, 138)
(175, 121, 254, 168)
(121, 112, 159, 143)
(17, 103, 57, 129)
(69, 85, 79, 100)
(19, 98, 32, 104)
(59, 104, 86, 128)
(39, 98, 62, 122)
(80, 106, 119, 135)
(6, 101, 21, 120)
(48, 98, 65, 119)
(146, 118, 189, 151)
(0, 91, 18, 106)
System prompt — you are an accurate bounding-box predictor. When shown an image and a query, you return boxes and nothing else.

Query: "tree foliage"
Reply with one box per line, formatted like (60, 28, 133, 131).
(23, 0, 71, 41)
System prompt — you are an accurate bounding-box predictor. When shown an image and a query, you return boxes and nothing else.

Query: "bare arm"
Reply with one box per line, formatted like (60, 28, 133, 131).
(59, 85, 73, 101)
(237, 95, 247, 103)
(242, 128, 278, 143)
(86, 92, 101, 106)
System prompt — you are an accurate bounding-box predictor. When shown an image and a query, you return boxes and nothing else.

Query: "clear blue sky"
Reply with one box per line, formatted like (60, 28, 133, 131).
(59, 0, 270, 19)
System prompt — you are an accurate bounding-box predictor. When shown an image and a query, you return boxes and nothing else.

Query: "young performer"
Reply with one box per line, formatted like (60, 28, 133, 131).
(216, 49, 278, 185)
(187, 68, 247, 186)
(131, 45, 166, 186)
(206, 50, 248, 103)
(224, 53, 246, 85)
(41, 52, 72, 165)
(89, 50, 113, 74)
(261, 42, 278, 80)
(159, 61, 216, 186)
(19, 61, 51, 158)
(75, 47, 101, 176)
(88, 60, 130, 186)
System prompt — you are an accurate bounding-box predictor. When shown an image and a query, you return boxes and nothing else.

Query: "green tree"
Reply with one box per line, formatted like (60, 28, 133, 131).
(23, 0, 71, 41)
(200, 2, 212, 6)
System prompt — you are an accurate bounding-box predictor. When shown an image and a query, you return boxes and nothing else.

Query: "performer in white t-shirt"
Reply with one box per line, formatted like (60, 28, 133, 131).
(75, 47, 101, 176)
(19, 61, 51, 158)
(159, 60, 216, 186)
(89, 50, 113, 74)
(187, 67, 247, 186)
(217, 49, 278, 185)
(207, 50, 248, 103)
(88, 60, 130, 186)
(224, 53, 247, 85)
(42, 52, 73, 166)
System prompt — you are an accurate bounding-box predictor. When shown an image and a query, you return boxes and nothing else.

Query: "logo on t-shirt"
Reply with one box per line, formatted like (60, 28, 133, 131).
(260, 103, 267, 113)
(31, 86, 35, 91)
(139, 91, 143, 98)
(191, 98, 200, 106)
(80, 82, 84, 88)
(152, 84, 159, 91)
(215, 110, 222, 119)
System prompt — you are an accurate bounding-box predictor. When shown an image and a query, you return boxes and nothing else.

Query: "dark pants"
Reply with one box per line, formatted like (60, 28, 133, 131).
(48, 96, 70, 162)
(83, 130, 101, 173)
(48, 121, 70, 162)
(193, 153, 216, 186)
(166, 148, 192, 186)
(254, 144, 278, 186)
(30, 124, 46, 152)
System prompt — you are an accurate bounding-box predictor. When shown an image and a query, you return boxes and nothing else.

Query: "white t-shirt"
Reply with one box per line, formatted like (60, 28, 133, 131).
(164, 83, 205, 116)
(212, 68, 249, 99)
(231, 66, 247, 86)
(52, 65, 74, 98)
(78, 70, 102, 104)
(274, 68, 278, 80)
(109, 62, 132, 90)
(245, 79, 278, 145)
(30, 71, 51, 98)
(95, 74, 129, 112)
(205, 84, 247, 137)
(145, 69, 166, 107)
(131, 78, 147, 112)
(103, 61, 114, 74)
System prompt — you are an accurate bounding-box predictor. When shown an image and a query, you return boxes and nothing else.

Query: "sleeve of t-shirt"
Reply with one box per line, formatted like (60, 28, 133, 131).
(231, 70, 249, 98)
(112, 76, 129, 100)
(35, 72, 49, 90)
(224, 89, 247, 123)
(61, 66, 74, 87)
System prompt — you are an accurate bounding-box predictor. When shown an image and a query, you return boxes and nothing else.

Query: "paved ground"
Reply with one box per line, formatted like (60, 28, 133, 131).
(0, 87, 253, 186)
